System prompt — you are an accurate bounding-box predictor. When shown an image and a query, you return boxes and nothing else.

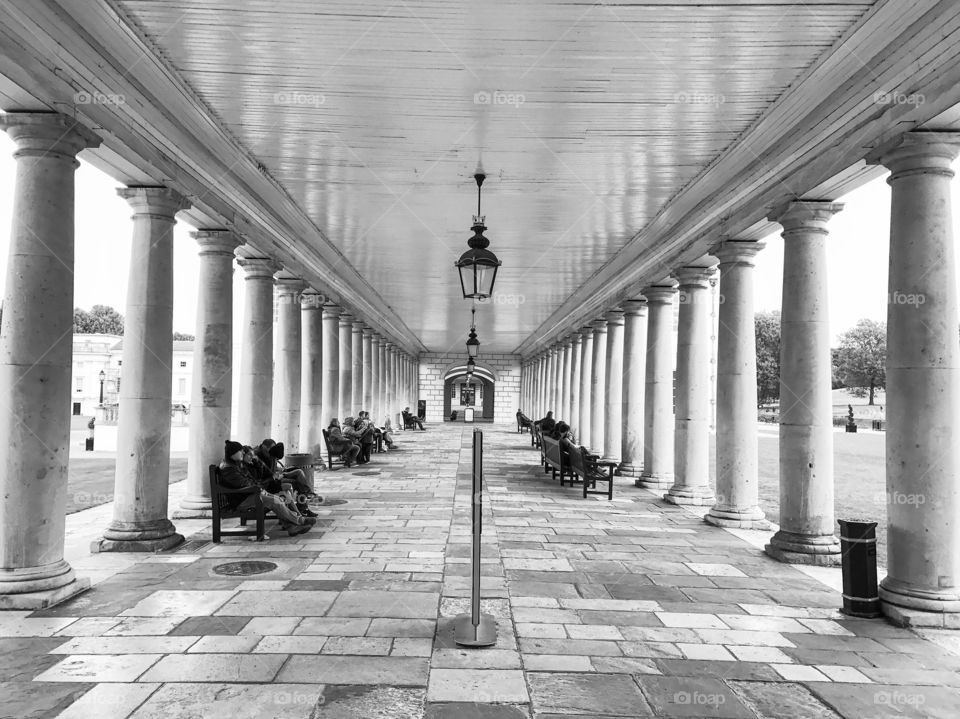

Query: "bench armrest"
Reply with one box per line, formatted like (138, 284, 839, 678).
(595, 459, 618, 468)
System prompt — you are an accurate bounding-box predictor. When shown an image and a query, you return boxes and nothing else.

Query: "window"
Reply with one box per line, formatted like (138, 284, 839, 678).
(178, 378, 187, 394)
(460, 384, 476, 406)
(180, 361, 187, 368)
(75, 376, 83, 393)
(117, 360, 122, 366)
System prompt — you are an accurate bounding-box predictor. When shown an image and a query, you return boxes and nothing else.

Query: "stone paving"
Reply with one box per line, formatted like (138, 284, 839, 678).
(3, 424, 960, 718)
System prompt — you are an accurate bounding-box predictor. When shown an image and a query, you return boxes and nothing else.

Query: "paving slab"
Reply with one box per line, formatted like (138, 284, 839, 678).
(127, 682, 322, 718)
(527, 672, 653, 716)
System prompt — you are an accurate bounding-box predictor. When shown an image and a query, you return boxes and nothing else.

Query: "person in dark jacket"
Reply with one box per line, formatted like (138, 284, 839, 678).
(402, 407, 424, 430)
(257, 439, 319, 516)
(327, 419, 361, 467)
(218, 440, 313, 536)
(538, 410, 556, 434)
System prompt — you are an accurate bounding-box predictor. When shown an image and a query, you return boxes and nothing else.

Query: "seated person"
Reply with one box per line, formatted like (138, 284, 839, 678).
(538, 410, 557, 434)
(343, 416, 375, 464)
(257, 439, 318, 517)
(553, 422, 577, 463)
(358, 411, 390, 451)
(327, 419, 361, 467)
(516, 408, 533, 429)
(219, 440, 314, 537)
(381, 416, 397, 449)
(402, 406, 424, 430)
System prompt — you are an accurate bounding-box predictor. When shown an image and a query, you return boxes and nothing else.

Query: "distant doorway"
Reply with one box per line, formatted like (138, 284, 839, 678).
(72, 402, 81, 416)
(442, 362, 496, 422)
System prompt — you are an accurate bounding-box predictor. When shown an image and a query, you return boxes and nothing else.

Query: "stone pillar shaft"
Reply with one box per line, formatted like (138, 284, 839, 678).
(620, 299, 647, 476)
(766, 201, 844, 565)
(321, 304, 340, 426)
(385, 346, 397, 419)
(338, 314, 353, 420)
(603, 310, 625, 461)
(569, 336, 582, 441)
(637, 284, 677, 490)
(707, 242, 768, 528)
(578, 329, 594, 449)
(561, 340, 573, 424)
(362, 329, 374, 414)
(99, 187, 190, 552)
(589, 319, 608, 454)
(272, 278, 303, 447)
(376, 339, 387, 423)
(351, 321, 363, 412)
(665, 268, 717, 506)
(299, 292, 324, 457)
(236, 257, 279, 446)
(0, 114, 100, 606)
(876, 132, 960, 617)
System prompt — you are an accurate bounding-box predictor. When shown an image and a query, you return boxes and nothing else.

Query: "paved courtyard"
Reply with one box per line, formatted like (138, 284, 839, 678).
(3, 424, 959, 718)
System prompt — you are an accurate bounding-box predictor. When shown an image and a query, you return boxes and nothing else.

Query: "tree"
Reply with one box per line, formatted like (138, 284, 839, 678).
(172, 332, 195, 341)
(755, 310, 781, 405)
(73, 305, 124, 335)
(837, 318, 886, 405)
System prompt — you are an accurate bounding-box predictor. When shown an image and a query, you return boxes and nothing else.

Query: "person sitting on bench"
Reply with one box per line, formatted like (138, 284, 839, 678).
(359, 411, 392, 451)
(256, 439, 318, 517)
(553, 422, 578, 464)
(327, 419, 361, 468)
(516, 408, 533, 430)
(402, 407, 424, 430)
(538, 410, 557, 434)
(220, 440, 314, 537)
(344, 416, 375, 464)
(381, 416, 397, 449)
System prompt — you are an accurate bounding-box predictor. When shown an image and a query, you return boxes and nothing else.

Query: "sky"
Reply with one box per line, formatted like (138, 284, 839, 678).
(0, 131, 959, 346)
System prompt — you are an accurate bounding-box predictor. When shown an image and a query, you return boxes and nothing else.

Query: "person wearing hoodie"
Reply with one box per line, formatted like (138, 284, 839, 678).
(256, 439, 319, 517)
(218, 440, 314, 537)
(326, 419, 361, 468)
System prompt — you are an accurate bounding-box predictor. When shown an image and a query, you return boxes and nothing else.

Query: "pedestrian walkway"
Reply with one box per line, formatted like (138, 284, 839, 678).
(3, 424, 959, 718)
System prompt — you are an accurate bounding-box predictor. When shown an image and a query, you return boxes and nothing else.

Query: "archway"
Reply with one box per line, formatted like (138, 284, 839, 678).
(442, 362, 496, 422)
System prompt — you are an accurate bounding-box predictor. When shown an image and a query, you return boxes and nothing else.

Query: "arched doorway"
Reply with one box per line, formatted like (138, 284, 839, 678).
(443, 362, 496, 422)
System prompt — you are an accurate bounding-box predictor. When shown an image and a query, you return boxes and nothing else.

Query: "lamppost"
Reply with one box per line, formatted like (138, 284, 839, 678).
(98, 369, 106, 406)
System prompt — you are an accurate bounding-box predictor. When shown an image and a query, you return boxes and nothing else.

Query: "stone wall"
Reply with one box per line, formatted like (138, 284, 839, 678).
(418, 352, 521, 425)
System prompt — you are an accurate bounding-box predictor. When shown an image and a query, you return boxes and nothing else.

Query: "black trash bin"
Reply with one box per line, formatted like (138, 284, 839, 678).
(837, 519, 881, 617)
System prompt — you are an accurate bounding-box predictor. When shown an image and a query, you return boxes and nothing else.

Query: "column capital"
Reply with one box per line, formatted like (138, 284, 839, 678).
(571, 332, 582, 346)
(768, 200, 844, 235)
(604, 308, 625, 326)
(710, 239, 765, 267)
(274, 275, 305, 295)
(351, 320, 364, 332)
(362, 326, 374, 338)
(0, 111, 101, 161)
(579, 325, 594, 338)
(590, 318, 608, 332)
(621, 298, 648, 315)
(338, 312, 354, 327)
(117, 186, 190, 218)
(299, 289, 324, 311)
(868, 130, 960, 180)
(642, 281, 679, 304)
(674, 266, 717, 289)
(238, 256, 281, 279)
(190, 229, 242, 254)
(322, 302, 341, 320)
(560, 336, 573, 348)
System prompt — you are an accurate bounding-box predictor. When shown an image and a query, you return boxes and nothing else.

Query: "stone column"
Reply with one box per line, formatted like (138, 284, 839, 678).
(543, 347, 553, 414)
(706, 241, 769, 528)
(560, 339, 573, 423)
(665, 267, 717, 506)
(177, 229, 242, 516)
(376, 338, 387, 423)
(603, 309, 625, 461)
(235, 256, 280, 446)
(0, 113, 100, 607)
(385, 344, 397, 418)
(299, 290, 324, 458)
(619, 299, 648, 477)
(272, 277, 303, 447)
(97, 186, 189, 553)
(351, 320, 363, 411)
(578, 327, 594, 448)
(569, 334, 583, 440)
(874, 132, 960, 618)
(532, 355, 541, 417)
(362, 328, 374, 414)
(637, 283, 678, 490)
(338, 313, 353, 420)
(765, 200, 844, 565)
(589, 318, 608, 454)
(321, 303, 340, 426)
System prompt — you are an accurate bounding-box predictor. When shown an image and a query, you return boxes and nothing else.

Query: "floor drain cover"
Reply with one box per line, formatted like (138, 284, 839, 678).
(354, 471, 380, 476)
(169, 539, 211, 554)
(319, 498, 348, 506)
(212, 560, 278, 576)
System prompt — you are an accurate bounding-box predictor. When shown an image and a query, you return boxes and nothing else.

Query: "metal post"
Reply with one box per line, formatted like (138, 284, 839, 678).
(454, 428, 497, 646)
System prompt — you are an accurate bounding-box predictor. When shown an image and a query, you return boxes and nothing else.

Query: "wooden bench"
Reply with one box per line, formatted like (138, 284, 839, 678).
(568, 446, 616, 500)
(321, 428, 348, 470)
(208, 464, 269, 542)
(542, 435, 574, 484)
(531, 421, 543, 449)
(517, 412, 533, 434)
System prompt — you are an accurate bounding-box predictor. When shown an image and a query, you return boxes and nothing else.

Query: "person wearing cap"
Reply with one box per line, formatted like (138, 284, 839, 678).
(219, 440, 314, 537)
(326, 419, 361, 468)
(256, 439, 319, 517)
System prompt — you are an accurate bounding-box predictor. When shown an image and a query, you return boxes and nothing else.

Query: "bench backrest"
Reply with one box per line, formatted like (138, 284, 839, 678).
(208, 464, 232, 514)
(568, 445, 588, 478)
(543, 435, 562, 468)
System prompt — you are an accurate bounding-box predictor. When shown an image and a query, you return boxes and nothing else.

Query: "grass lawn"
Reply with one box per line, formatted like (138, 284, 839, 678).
(66, 457, 188, 515)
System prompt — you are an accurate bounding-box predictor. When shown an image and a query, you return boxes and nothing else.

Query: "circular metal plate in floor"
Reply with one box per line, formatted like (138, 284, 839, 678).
(212, 560, 279, 576)
(318, 498, 349, 506)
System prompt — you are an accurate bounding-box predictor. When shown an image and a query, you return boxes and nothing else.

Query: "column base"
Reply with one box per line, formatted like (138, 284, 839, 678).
(635, 473, 673, 490)
(878, 576, 960, 624)
(764, 530, 841, 566)
(93, 520, 185, 553)
(173, 496, 213, 519)
(663, 486, 716, 506)
(0, 577, 90, 610)
(618, 462, 641, 477)
(0, 559, 79, 594)
(704, 505, 771, 530)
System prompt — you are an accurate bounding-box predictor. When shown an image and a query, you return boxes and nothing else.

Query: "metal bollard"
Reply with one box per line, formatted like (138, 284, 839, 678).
(837, 519, 881, 617)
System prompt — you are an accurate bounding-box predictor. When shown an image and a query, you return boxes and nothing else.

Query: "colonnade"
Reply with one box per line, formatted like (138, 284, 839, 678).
(522, 129, 960, 622)
(0, 111, 419, 607)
